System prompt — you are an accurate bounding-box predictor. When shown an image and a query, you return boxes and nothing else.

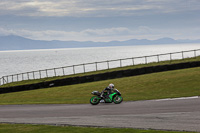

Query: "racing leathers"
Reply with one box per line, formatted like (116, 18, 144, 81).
(100, 86, 113, 99)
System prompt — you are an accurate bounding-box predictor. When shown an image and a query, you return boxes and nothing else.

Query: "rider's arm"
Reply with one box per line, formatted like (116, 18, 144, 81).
(101, 87, 107, 93)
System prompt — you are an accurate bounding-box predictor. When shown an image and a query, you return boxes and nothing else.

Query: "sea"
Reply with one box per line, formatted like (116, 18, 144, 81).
(0, 43, 200, 78)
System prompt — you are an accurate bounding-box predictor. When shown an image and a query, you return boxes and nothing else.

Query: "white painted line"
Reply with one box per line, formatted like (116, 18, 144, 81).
(155, 96, 199, 101)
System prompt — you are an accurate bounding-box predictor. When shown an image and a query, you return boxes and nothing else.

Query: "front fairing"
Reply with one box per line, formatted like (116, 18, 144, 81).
(113, 89, 121, 96)
(109, 93, 117, 101)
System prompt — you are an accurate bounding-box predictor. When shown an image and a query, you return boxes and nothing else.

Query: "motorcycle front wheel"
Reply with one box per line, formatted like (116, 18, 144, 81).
(90, 96, 100, 105)
(113, 95, 123, 104)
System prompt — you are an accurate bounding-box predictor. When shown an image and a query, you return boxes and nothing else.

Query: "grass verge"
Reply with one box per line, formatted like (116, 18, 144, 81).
(0, 123, 199, 133)
(1, 56, 200, 88)
(0, 66, 199, 105)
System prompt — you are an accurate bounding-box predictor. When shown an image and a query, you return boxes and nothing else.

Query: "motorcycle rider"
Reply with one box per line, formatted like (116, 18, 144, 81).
(100, 83, 115, 99)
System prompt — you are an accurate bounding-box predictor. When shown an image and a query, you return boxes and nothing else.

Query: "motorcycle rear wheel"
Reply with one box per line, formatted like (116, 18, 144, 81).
(90, 96, 100, 105)
(113, 95, 123, 104)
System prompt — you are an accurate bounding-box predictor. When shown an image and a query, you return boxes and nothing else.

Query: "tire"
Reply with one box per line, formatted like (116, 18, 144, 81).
(90, 96, 100, 105)
(113, 95, 123, 104)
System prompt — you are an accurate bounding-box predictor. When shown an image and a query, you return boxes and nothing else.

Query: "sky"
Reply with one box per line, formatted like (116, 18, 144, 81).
(0, 0, 200, 42)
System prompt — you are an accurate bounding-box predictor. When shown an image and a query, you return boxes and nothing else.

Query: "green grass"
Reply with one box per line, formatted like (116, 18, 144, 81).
(1, 56, 200, 88)
(0, 124, 198, 133)
(0, 66, 199, 105)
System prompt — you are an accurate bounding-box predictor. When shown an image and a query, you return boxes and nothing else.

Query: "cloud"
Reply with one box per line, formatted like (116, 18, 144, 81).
(82, 27, 133, 36)
(0, 0, 199, 17)
(0, 0, 199, 42)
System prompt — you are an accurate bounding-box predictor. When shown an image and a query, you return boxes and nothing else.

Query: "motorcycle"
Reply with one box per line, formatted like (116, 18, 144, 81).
(90, 89, 123, 105)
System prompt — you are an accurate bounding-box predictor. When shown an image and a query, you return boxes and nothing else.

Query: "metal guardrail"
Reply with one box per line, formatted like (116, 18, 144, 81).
(0, 49, 200, 86)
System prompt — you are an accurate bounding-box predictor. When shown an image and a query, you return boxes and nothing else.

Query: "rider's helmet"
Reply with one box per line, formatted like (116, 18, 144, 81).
(108, 83, 114, 90)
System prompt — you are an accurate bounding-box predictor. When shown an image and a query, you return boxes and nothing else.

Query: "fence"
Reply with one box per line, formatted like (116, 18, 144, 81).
(0, 49, 200, 86)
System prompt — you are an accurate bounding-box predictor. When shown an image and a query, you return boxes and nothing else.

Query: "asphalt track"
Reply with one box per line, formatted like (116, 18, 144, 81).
(0, 97, 200, 132)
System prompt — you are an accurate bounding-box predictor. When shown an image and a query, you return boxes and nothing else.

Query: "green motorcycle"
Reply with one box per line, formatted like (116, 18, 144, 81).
(90, 89, 123, 105)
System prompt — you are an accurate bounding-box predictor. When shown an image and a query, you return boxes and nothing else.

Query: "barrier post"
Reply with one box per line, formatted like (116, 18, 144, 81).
(39, 70, 41, 79)
(2, 77, 4, 84)
(83, 64, 85, 73)
(182, 51, 184, 59)
(2, 77, 5, 85)
(131, 58, 134, 65)
(73, 65, 75, 74)
(157, 55, 160, 62)
(33, 72, 35, 79)
(46, 69, 48, 77)
(62, 67, 65, 75)
(145, 56, 147, 64)
(95, 62, 98, 71)
(107, 61, 110, 69)
(27, 72, 29, 80)
(54, 68, 56, 76)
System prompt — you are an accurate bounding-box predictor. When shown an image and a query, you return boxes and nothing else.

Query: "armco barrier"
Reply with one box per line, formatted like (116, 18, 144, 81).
(0, 61, 200, 94)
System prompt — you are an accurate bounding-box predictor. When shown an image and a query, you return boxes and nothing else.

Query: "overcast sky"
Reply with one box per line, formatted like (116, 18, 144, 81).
(0, 0, 200, 42)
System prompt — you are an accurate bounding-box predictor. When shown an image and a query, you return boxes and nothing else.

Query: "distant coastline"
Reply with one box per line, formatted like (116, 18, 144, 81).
(0, 35, 200, 51)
